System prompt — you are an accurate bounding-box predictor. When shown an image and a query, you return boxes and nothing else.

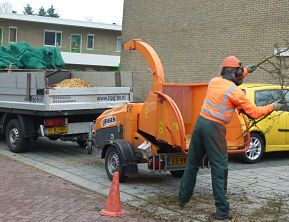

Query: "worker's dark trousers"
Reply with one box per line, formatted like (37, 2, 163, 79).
(179, 115, 230, 215)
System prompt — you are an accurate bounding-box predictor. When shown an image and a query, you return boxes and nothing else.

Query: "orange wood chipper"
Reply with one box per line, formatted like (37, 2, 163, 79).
(94, 39, 249, 182)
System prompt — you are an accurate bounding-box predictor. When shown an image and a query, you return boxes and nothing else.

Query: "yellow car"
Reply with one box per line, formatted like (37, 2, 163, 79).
(238, 83, 289, 163)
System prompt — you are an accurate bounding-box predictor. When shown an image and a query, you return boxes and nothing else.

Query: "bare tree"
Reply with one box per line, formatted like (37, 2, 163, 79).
(0, 0, 12, 13)
(258, 44, 289, 90)
(244, 42, 289, 134)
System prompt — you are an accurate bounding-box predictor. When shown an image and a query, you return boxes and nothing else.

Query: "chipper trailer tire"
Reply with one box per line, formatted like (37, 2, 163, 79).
(94, 39, 250, 182)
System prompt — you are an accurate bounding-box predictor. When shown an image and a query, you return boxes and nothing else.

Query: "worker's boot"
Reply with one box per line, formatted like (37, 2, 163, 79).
(211, 210, 233, 220)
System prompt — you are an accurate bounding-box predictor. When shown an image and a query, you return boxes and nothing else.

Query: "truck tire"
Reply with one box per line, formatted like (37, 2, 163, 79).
(105, 146, 126, 182)
(170, 170, 184, 178)
(6, 119, 27, 153)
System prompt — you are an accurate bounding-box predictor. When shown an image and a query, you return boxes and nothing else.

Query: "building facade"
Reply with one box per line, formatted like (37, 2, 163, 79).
(121, 1, 289, 101)
(0, 13, 122, 70)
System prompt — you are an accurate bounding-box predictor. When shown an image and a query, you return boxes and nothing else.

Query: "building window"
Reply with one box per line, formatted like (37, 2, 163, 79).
(116, 37, 122, 52)
(44, 30, 62, 47)
(0, 27, 3, 46)
(87, 34, 94, 49)
(9, 26, 17, 43)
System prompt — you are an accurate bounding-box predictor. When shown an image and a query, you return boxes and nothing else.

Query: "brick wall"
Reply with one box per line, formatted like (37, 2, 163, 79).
(121, 0, 289, 101)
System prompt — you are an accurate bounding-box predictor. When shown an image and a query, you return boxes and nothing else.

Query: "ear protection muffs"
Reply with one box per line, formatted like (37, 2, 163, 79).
(234, 64, 244, 86)
(235, 64, 244, 78)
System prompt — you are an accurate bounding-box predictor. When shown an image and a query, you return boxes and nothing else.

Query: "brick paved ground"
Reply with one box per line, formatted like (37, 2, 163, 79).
(1, 140, 289, 221)
(0, 154, 156, 222)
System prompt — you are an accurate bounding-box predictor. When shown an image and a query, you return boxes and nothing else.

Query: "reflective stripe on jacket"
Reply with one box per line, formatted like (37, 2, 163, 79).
(200, 77, 274, 125)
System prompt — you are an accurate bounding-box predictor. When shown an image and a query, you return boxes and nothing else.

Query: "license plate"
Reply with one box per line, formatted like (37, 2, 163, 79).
(46, 126, 68, 135)
(167, 156, 186, 166)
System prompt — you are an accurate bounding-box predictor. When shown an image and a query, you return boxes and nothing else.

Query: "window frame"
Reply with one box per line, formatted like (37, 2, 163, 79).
(43, 29, 62, 47)
(116, 36, 122, 52)
(9, 26, 17, 44)
(86, 34, 94, 50)
(0, 27, 3, 46)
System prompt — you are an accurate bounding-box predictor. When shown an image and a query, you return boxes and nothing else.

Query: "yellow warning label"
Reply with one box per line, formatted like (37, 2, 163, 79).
(172, 122, 179, 130)
(159, 121, 164, 134)
(145, 106, 149, 118)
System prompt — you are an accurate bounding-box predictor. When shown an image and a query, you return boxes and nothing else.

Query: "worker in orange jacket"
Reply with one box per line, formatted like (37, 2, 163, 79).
(178, 56, 283, 220)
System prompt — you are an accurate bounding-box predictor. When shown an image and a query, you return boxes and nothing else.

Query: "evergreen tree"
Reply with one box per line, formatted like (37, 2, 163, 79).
(47, 5, 59, 18)
(23, 4, 33, 15)
(38, 6, 46, 16)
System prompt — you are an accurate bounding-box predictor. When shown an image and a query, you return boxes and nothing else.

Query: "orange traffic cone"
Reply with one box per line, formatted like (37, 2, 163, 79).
(99, 172, 125, 217)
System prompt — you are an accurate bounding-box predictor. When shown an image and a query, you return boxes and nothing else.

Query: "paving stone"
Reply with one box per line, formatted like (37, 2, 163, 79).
(0, 154, 157, 222)
(1, 139, 289, 221)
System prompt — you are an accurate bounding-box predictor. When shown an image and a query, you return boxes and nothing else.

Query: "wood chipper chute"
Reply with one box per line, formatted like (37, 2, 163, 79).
(94, 39, 249, 182)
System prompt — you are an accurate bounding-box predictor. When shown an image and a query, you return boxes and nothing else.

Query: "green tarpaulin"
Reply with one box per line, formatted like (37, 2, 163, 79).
(0, 42, 65, 69)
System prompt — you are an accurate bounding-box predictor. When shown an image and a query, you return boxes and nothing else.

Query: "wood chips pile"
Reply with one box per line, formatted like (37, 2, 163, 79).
(55, 78, 93, 88)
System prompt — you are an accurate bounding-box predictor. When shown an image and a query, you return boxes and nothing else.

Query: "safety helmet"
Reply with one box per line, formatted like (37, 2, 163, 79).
(222, 56, 241, 68)
(221, 56, 244, 86)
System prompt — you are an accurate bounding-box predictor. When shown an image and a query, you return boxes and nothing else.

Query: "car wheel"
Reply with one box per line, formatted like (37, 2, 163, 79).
(240, 132, 264, 163)
(170, 170, 184, 178)
(105, 147, 126, 182)
(6, 119, 27, 153)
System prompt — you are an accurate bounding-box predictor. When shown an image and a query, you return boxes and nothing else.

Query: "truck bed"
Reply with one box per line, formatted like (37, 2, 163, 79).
(0, 70, 132, 112)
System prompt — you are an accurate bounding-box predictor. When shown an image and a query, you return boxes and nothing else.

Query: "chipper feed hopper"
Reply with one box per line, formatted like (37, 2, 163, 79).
(94, 39, 249, 182)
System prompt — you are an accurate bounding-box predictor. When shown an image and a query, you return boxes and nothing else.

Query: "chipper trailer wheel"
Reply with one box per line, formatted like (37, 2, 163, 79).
(105, 146, 126, 182)
(6, 119, 27, 153)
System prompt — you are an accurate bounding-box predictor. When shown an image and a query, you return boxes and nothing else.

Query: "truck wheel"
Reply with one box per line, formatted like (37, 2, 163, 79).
(76, 139, 86, 148)
(105, 146, 126, 182)
(6, 119, 27, 153)
(170, 170, 184, 178)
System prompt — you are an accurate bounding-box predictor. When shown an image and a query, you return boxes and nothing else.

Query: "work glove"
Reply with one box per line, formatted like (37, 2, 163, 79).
(272, 100, 284, 111)
(246, 65, 257, 73)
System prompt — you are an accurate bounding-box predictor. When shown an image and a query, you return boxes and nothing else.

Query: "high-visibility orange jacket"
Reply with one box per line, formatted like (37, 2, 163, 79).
(200, 77, 274, 125)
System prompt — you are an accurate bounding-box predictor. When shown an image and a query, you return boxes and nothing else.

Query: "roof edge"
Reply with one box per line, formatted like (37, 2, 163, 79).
(0, 13, 122, 31)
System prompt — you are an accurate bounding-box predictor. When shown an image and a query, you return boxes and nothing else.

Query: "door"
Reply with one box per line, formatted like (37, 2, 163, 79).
(282, 89, 289, 145)
(70, 34, 82, 53)
(254, 89, 288, 149)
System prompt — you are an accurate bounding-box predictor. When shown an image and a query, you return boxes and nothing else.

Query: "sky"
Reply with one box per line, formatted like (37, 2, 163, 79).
(5, 0, 124, 25)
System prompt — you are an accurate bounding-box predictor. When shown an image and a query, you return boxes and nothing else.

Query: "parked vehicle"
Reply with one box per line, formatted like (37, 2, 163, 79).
(0, 70, 132, 154)
(94, 39, 249, 182)
(238, 84, 289, 163)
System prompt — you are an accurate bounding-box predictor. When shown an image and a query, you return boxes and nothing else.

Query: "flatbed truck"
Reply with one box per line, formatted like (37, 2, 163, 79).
(0, 69, 132, 154)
